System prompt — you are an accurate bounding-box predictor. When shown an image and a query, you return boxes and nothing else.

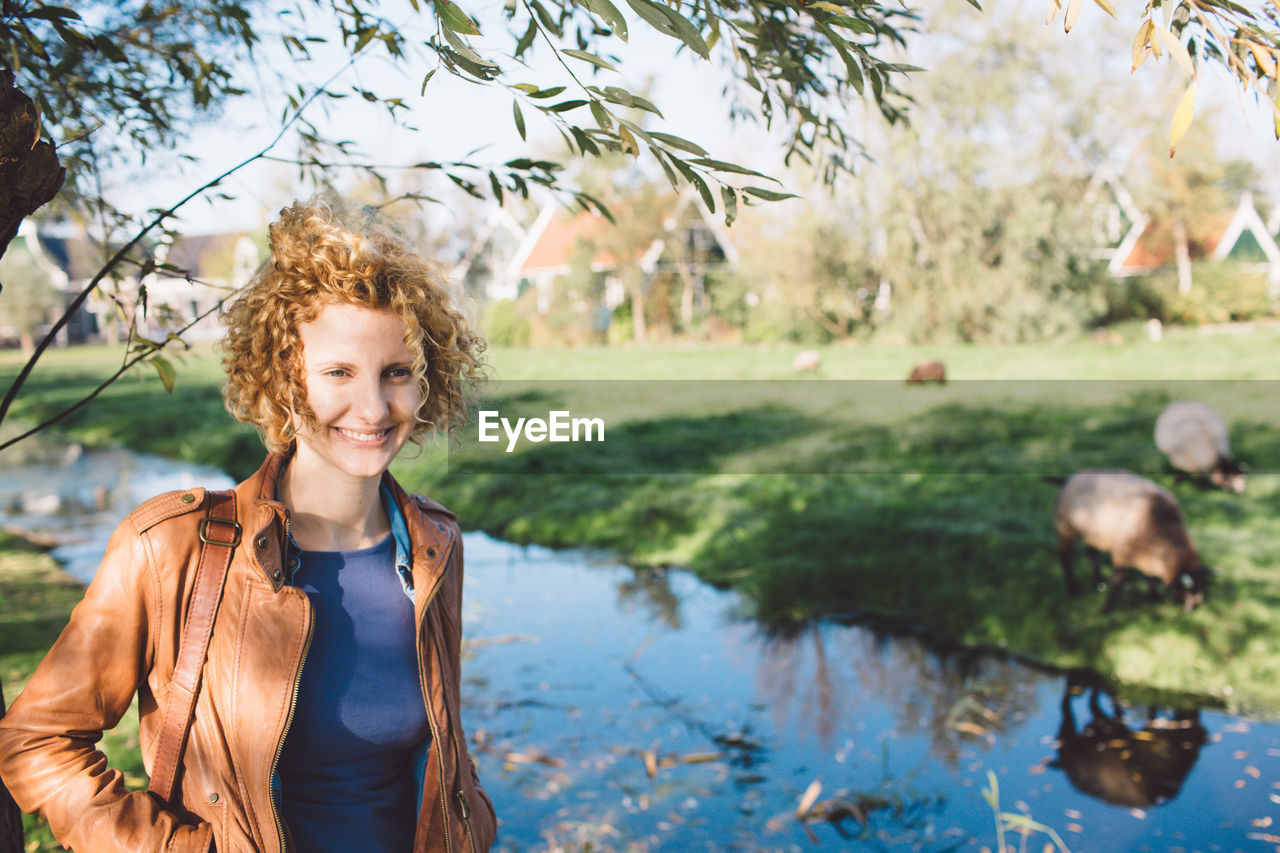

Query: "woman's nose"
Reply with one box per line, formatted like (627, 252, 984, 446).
(352, 378, 391, 420)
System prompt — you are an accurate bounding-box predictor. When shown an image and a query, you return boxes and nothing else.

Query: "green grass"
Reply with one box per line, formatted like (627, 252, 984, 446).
(4, 327, 1280, 715)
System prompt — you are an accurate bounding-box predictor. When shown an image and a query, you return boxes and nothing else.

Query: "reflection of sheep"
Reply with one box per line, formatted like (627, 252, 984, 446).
(1053, 470, 1208, 613)
(1154, 400, 1246, 493)
(906, 360, 946, 384)
(791, 349, 821, 373)
(1053, 682, 1206, 808)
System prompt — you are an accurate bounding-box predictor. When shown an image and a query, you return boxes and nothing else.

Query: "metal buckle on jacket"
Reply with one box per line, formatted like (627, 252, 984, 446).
(198, 517, 242, 548)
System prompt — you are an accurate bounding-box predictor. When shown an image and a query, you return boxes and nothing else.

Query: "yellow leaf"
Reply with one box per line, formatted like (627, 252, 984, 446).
(808, 1, 846, 11)
(796, 779, 822, 818)
(1169, 80, 1198, 157)
(1154, 22, 1196, 79)
(1273, 79, 1280, 140)
(618, 123, 639, 157)
(1044, 0, 1062, 26)
(1064, 0, 1082, 32)
(1250, 43, 1277, 78)
(1092, 0, 1117, 19)
(1132, 19, 1153, 72)
(642, 749, 658, 778)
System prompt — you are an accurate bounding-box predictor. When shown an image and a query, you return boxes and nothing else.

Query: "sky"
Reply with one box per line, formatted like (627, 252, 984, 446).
(108, 0, 1280, 239)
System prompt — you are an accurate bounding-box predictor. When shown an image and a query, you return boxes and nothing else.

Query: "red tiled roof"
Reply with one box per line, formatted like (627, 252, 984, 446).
(1118, 214, 1231, 271)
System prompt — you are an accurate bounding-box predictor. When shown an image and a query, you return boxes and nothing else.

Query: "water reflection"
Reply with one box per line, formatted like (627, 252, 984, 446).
(1053, 679, 1207, 809)
(0, 444, 234, 582)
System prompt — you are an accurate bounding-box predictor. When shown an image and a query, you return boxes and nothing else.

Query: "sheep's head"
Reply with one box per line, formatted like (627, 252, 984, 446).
(1211, 459, 1247, 494)
(1174, 567, 1209, 611)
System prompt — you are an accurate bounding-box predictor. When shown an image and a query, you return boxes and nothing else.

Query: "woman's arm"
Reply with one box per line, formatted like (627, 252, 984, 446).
(0, 518, 213, 853)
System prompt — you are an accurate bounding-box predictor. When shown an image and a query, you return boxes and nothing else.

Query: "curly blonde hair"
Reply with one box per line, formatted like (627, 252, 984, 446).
(221, 199, 484, 451)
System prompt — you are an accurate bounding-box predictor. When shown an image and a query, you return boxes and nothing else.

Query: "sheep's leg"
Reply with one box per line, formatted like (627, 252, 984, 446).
(1059, 538, 1081, 596)
(1085, 547, 1106, 590)
(1102, 568, 1129, 613)
(1146, 575, 1163, 602)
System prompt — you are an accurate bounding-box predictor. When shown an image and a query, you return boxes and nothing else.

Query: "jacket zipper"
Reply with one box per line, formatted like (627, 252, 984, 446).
(269, 509, 312, 853)
(432, 613, 480, 853)
(418, 538, 456, 853)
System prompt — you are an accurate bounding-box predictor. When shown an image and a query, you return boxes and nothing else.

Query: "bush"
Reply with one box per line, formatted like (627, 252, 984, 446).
(481, 299, 531, 347)
(1103, 263, 1276, 327)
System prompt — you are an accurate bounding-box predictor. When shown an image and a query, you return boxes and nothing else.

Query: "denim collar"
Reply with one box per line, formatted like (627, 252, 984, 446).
(274, 465, 415, 602)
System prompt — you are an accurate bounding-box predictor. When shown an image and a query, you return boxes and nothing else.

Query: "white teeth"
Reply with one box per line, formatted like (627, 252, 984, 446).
(336, 427, 387, 442)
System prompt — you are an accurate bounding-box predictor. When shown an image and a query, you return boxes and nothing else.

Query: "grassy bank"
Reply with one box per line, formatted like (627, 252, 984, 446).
(3, 328, 1280, 714)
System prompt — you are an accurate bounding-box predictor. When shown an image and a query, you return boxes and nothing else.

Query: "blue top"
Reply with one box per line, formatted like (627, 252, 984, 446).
(277, 533, 430, 852)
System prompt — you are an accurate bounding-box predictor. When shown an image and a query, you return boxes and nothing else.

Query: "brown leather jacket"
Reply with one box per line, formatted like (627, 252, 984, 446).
(0, 452, 496, 852)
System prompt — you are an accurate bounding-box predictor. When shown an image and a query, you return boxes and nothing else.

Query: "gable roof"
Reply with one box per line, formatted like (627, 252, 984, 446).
(1112, 191, 1280, 276)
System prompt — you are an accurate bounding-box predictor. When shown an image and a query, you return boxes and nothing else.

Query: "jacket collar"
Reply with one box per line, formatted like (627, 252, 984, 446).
(235, 449, 455, 601)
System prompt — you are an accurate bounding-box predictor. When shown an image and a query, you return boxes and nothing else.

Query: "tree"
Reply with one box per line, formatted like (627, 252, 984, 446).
(1, 0, 1279, 446)
(0, 239, 61, 356)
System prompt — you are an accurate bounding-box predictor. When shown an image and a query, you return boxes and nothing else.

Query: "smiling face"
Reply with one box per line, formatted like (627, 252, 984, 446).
(291, 301, 423, 485)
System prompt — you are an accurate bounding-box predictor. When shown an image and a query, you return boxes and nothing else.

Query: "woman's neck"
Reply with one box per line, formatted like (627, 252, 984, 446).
(279, 453, 390, 552)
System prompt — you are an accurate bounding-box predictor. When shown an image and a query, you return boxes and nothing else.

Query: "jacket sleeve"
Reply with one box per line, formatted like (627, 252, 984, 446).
(0, 517, 213, 853)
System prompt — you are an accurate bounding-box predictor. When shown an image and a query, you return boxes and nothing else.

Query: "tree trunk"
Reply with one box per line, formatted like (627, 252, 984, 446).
(626, 269, 647, 343)
(1174, 219, 1193, 295)
(0, 71, 65, 261)
(0, 684, 25, 853)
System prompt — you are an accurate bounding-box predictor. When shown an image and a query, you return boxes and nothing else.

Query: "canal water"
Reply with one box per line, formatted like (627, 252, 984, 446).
(2, 449, 1278, 852)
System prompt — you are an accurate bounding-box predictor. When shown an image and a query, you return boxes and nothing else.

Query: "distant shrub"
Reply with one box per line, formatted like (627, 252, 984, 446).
(481, 298, 531, 347)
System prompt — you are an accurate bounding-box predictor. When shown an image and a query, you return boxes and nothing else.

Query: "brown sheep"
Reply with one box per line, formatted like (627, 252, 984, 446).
(1054, 469, 1208, 613)
(906, 360, 946, 384)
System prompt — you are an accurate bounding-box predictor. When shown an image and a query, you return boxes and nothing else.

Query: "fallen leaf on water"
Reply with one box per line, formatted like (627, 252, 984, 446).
(1254, 817, 1274, 828)
(1247, 766, 1262, 778)
(1129, 808, 1147, 820)
(680, 751, 725, 764)
(1067, 823, 1084, 834)
(953, 721, 996, 745)
(1064, 809, 1083, 820)
(1236, 780, 1247, 789)
(1247, 833, 1280, 844)
(643, 749, 658, 778)
(503, 750, 566, 767)
(796, 779, 822, 818)
(1234, 750, 1250, 760)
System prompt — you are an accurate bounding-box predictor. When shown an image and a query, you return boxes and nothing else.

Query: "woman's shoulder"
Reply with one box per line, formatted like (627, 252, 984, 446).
(122, 486, 219, 536)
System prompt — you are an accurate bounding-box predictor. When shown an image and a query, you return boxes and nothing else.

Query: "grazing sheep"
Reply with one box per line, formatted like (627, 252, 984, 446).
(791, 349, 821, 373)
(1053, 469, 1208, 613)
(906, 360, 946, 384)
(1154, 400, 1246, 493)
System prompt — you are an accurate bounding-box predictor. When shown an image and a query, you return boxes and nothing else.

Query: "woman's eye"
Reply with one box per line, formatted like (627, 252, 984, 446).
(324, 369, 349, 378)
(387, 367, 412, 379)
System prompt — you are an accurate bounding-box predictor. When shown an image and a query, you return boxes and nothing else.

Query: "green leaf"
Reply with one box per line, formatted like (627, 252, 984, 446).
(616, 117, 653, 146)
(721, 185, 738, 227)
(594, 85, 663, 116)
(584, 0, 628, 40)
(528, 85, 567, 99)
(650, 131, 708, 156)
(513, 100, 527, 139)
(434, 0, 481, 35)
(561, 48, 618, 71)
(515, 18, 537, 57)
(549, 99, 588, 112)
(625, 0, 708, 58)
(354, 26, 376, 53)
(825, 15, 874, 33)
(742, 186, 798, 201)
(150, 356, 175, 393)
(421, 68, 438, 95)
(23, 5, 81, 20)
(686, 158, 770, 179)
(589, 100, 612, 130)
(531, 0, 563, 37)
(488, 170, 504, 203)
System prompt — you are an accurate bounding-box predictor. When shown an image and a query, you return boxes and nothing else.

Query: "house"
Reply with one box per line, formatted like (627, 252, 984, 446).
(460, 190, 737, 317)
(0, 221, 263, 348)
(1109, 191, 1280, 295)
(143, 231, 262, 341)
(1084, 165, 1150, 278)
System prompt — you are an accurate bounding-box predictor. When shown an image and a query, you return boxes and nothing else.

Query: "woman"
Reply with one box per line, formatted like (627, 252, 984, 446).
(0, 200, 496, 852)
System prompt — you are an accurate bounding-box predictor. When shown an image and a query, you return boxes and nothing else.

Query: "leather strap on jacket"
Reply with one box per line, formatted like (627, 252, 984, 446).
(149, 490, 239, 804)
